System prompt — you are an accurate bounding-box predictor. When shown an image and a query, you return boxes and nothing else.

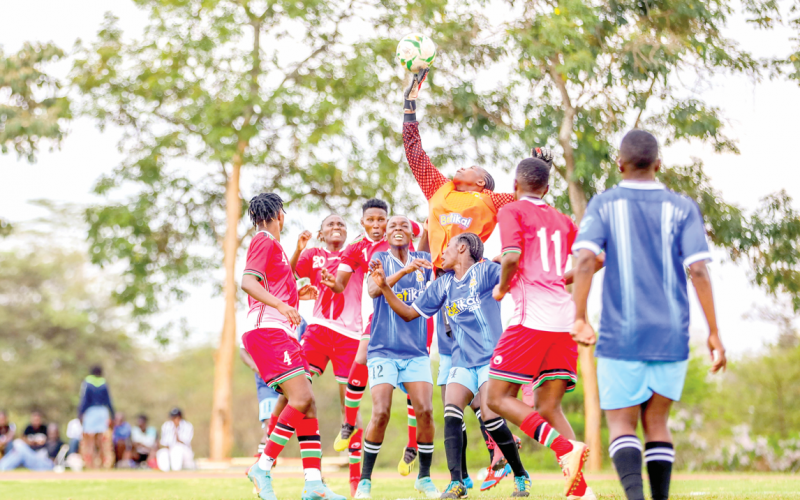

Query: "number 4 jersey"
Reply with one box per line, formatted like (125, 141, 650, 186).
(497, 197, 578, 332)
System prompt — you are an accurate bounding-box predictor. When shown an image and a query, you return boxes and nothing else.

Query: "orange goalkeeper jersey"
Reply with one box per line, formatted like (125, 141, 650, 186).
(403, 121, 514, 268)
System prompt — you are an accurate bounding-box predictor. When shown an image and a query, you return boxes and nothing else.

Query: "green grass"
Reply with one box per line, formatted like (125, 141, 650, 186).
(2, 474, 800, 500)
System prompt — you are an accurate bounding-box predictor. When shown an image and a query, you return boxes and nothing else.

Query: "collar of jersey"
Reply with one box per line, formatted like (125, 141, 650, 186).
(619, 180, 665, 190)
(256, 229, 276, 239)
(452, 260, 482, 282)
(522, 196, 547, 205)
(388, 251, 413, 267)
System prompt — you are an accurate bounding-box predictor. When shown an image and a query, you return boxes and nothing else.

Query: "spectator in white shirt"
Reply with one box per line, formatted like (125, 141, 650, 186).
(156, 408, 194, 471)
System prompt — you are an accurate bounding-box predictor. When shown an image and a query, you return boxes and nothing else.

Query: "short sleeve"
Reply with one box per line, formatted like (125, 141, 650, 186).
(339, 242, 363, 273)
(572, 198, 606, 255)
(244, 235, 272, 282)
(566, 217, 579, 253)
(412, 278, 448, 318)
(497, 206, 523, 255)
(680, 201, 712, 266)
(296, 249, 314, 279)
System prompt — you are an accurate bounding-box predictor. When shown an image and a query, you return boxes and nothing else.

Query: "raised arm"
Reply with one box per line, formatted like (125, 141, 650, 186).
(290, 230, 312, 273)
(370, 262, 421, 322)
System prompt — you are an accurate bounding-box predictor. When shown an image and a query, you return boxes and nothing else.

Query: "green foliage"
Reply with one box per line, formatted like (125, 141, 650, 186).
(0, 42, 71, 162)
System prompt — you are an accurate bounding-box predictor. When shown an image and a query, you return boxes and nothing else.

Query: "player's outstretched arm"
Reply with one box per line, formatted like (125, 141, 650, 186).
(570, 249, 597, 345)
(241, 274, 302, 326)
(493, 251, 521, 301)
(367, 257, 432, 298)
(289, 230, 312, 273)
(370, 262, 420, 322)
(689, 260, 726, 373)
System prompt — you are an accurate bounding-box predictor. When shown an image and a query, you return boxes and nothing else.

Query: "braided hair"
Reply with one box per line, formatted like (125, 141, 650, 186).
(248, 193, 284, 227)
(454, 232, 484, 263)
(482, 169, 495, 192)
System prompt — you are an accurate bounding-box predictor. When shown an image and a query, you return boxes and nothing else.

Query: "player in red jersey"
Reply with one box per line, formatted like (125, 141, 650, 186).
(240, 193, 345, 500)
(486, 159, 598, 499)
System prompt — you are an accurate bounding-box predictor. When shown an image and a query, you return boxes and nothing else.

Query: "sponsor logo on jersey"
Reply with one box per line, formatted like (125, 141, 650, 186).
(469, 276, 477, 288)
(395, 288, 425, 302)
(445, 296, 482, 317)
(439, 213, 473, 229)
(416, 270, 425, 282)
(493, 355, 503, 364)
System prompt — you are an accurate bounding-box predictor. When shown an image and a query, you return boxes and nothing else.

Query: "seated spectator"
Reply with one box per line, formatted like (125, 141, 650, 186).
(45, 423, 68, 469)
(113, 412, 133, 467)
(23, 411, 48, 453)
(156, 408, 194, 472)
(131, 414, 157, 468)
(0, 439, 54, 471)
(0, 411, 16, 459)
(66, 418, 82, 456)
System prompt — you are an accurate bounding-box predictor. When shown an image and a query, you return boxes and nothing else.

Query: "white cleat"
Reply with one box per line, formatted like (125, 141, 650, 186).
(568, 486, 596, 500)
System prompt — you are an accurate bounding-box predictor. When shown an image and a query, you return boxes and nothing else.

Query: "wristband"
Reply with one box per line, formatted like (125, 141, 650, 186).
(404, 100, 417, 122)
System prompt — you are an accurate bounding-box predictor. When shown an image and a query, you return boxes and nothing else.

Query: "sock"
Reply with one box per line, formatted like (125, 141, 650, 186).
(520, 411, 573, 458)
(645, 442, 674, 500)
(360, 440, 381, 481)
(407, 397, 418, 449)
(418, 442, 434, 478)
(267, 414, 278, 437)
(443, 405, 464, 482)
(461, 423, 469, 481)
(261, 405, 304, 471)
(345, 363, 369, 427)
(297, 417, 322, 482)
(257, 442, 265, 454)
(485, 417, 525, 477)
(475, 409, 494, 462)
(348, 428, 363, 480)
(609, 435, 645, 500)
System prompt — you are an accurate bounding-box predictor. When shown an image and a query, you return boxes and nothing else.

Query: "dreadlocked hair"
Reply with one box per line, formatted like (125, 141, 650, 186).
(454, 232, 484, 263)
(248, 193, 284, 227)
(362, 198, 389, 214)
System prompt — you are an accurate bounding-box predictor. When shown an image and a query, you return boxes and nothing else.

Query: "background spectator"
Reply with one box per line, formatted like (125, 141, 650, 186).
(66, 418, 82, 456)
(23, 411, 47, 453)
(156, 408, 194, 472)
(0, 411, 15, 459)
(131, 414, 157, 468)
(45, 423, 64, 462)
(112, 412, 132, 467)
(78, 365, 115, 469)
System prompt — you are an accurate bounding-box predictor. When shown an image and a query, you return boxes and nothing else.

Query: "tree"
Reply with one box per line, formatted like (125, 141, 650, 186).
(71, 0, 496, 459)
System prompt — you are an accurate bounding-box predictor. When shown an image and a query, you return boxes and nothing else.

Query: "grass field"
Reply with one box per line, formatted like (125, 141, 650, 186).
(2, 472, 799, 500)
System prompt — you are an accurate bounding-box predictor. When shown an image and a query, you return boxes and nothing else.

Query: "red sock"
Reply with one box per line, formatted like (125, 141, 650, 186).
(297, 417, 322, 473)
(348, 428, 363, 479)
(520, 412, 573, 459)
(344, 362, 369, 427)
(572, 474, 588, 496)
(267, 414, 278, 437)
(265, 405, 304, 461)
(406, 397, 417, 449)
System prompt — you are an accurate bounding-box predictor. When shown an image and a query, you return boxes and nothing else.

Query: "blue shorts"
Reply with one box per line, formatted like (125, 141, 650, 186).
(597, 358, 689, 411)
(256, 373, 280, 421)
(447, 364, 490, 396)
(437, 354, 452, 386)
(367, 356, 432, 389)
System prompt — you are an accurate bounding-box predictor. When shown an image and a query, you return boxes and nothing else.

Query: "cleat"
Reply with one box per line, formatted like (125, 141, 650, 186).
(514, 434, 522, 449)
(302, 480, 347, 500)
(440, 481, 468, 499)
(398, 446, 418, 476)
(350, 478, 360, 498)
(334, 423, 356, 452)
(354, 479, 371, 499)
(247, 464, 277, 500)
(480, 463, 510, 491)
(463, 476, 473, 490)
(511, 471, 531, 497)
(568, 486, 597, 500)
(559, 440, 589, 497)
(415, 476, 440, 498)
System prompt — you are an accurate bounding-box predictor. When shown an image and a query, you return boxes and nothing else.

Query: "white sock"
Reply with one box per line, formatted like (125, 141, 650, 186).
(304, 468, 321, 482)
(258, 453, 274, 471)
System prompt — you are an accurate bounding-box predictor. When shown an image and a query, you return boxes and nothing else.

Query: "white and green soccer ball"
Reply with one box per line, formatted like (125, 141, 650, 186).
(396, 33, 437, 72)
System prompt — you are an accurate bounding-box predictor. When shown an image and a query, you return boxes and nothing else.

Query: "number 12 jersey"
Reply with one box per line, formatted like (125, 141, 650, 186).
(497, 197, 578, 332)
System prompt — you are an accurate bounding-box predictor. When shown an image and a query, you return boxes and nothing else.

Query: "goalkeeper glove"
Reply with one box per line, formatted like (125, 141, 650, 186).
(531, 147, 554, 166)
(403, 68, 429, 121)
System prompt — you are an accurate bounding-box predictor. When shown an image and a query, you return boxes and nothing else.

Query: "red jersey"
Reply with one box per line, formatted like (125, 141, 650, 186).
(243, 230, 298, 335)
(296, 247, 361, 340)
(497, 197, 578, 332)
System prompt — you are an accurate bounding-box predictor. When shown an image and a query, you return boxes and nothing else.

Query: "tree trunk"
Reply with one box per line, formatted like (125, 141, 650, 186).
(208, 147, 243, 460)
(549, 60, 602, 471)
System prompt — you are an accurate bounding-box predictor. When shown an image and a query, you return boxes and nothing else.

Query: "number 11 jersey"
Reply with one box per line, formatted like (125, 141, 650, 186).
(497, 197, 578, 332)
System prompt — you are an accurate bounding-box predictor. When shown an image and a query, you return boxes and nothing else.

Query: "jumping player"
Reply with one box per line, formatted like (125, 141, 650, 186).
(371, 233, 531, 499)
(486, 158, 592, 499)
(354, 215, 438, 499)
(240, 193, 345, 500)
(571, 130, 727, 500)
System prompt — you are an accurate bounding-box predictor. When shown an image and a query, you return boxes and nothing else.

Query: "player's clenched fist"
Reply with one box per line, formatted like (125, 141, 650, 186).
(296, 230, 312, 252)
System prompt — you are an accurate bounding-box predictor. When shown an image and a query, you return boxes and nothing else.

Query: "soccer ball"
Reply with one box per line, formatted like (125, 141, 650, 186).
(396, 33, 437, 72)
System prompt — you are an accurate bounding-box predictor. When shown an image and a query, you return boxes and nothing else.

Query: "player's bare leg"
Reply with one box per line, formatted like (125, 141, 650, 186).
(478, 383, 530, 496)
(336, 338, 369, 452)
(486, 378, 588, 496)
(405, 381, 438, 498)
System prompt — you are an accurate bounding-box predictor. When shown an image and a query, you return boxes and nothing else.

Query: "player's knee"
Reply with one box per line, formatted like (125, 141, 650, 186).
(533, 399, 561, 420)
(288, 391, 315, 414)
(416, 405, 434, 427)
(371, 406, 391, 429)
(486, 391, 503, 414)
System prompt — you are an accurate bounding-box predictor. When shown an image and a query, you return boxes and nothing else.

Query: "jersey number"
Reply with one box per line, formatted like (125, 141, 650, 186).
(371, 365, 384, 379)
(283, 351, 292, 365)
(536, 228, 563, 276)
(362, 248, 369, 262)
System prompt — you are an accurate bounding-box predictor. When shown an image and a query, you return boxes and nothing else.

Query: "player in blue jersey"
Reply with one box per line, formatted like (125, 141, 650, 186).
(571, 130, 727, 500)
(354, 215, 438, 499)
(371, 232, 531, 499)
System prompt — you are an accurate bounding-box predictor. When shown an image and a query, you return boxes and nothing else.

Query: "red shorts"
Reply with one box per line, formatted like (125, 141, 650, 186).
(242, 328, 311, 393)
(302, 325, 359, 384)
(489, 326, 578, 392)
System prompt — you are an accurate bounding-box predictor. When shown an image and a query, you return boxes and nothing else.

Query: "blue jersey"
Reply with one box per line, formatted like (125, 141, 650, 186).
(368, 251, 434, 360)
(573, 181, 711, 362)
(413, 260, 503, 368)
(436, 308, 452, 355)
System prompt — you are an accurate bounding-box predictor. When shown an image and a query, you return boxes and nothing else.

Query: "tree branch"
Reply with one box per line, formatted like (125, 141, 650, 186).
(633, 73, 658, 129)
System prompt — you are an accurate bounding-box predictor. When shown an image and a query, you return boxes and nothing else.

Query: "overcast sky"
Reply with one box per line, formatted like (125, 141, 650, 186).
(1, 0, 798, 356)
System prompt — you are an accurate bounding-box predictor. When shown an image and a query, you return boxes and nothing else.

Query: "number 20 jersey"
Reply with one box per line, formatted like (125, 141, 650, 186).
(497, 197, 578, 332)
